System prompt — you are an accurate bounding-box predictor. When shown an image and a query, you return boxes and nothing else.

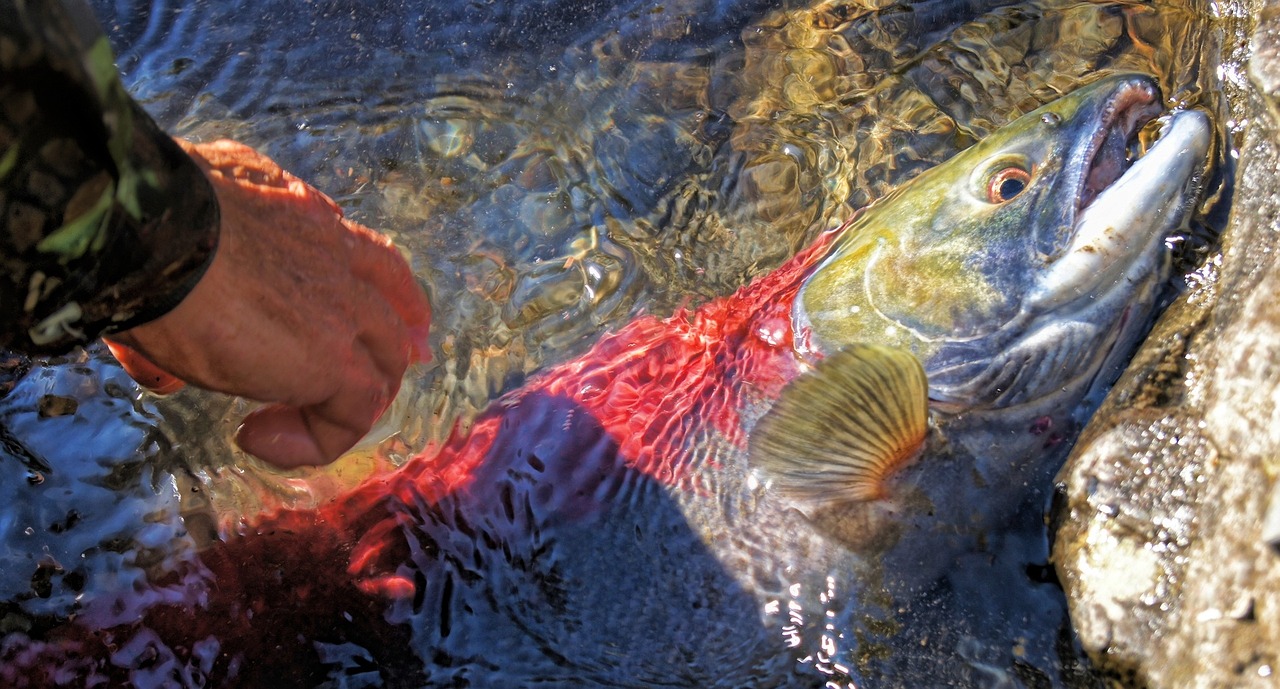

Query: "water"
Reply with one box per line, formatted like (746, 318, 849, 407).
(0, 0, 1231, 686)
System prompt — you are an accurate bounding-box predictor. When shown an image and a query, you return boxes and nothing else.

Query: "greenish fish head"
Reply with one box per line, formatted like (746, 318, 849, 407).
(795, 74, 1211, 415)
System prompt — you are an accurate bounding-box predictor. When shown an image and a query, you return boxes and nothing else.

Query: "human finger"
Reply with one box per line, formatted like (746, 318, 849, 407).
(345, 221, 432, 362)
(236, 364, 397, 467)
(235, 404, 336, 468)
(236, 404, 334, 468)
(236, 401, 383, 468)
(103, 338, 187, 395)
(353, 298, 414, 385)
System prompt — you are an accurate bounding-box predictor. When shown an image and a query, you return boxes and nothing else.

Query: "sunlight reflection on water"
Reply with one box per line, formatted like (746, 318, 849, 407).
(0, 0, 1233, 686)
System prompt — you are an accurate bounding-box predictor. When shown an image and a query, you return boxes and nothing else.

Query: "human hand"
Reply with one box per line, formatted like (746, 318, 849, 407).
(105, 140, 431, 468)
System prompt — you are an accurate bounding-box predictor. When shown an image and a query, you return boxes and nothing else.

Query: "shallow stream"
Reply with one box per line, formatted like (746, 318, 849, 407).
(0, 0, 1237, 686)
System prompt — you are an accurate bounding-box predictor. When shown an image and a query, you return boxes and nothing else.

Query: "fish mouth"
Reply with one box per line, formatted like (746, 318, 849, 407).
(1076, 78, 1165, 214)
(1028, 85, 1211, 312)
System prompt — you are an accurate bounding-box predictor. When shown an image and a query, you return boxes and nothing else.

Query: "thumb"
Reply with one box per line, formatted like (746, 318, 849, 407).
(103, 339, 187, 395)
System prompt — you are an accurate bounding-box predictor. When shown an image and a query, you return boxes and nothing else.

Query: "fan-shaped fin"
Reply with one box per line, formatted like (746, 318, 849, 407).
(750, 344, 929, 503)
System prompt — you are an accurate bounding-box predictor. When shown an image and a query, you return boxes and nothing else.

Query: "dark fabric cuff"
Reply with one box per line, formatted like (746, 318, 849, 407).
(0, 0, 221, 355)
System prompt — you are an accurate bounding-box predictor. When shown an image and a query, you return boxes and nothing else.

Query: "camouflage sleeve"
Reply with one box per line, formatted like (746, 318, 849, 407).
(0, 0, 219, 355)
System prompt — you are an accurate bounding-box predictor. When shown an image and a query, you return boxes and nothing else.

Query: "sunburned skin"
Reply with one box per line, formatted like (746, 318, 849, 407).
(2, 74, 1213, 688)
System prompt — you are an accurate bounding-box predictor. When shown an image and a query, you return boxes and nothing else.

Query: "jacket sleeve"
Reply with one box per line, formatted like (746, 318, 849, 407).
(0, 0, 220, 355)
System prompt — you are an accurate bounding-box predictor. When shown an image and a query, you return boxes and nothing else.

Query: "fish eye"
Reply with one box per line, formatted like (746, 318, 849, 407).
(986, 166, 1032, 203)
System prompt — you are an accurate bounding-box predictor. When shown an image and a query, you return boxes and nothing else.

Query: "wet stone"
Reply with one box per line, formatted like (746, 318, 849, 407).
(1052, 1, 1280, 686)
(1251, 3, 1280, 99)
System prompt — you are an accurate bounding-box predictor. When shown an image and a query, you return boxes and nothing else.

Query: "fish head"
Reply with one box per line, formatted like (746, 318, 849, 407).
(758, 74, 1213, 592)
(795, 73, 1211, 416)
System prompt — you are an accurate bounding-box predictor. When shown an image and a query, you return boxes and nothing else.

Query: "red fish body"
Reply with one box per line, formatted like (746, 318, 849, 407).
(359, 231, 835, 518)
(6, 231, 845, 688)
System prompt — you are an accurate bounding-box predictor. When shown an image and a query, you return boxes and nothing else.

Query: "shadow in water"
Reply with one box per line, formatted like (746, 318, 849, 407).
(2, 389, 787, 687)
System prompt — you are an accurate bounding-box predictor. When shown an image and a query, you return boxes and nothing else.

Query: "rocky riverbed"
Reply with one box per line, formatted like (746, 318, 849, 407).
(1052, 2, 1280, 686)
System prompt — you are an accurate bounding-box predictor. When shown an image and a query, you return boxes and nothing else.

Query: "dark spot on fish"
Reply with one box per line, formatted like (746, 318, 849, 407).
(532, 566, 570, 614)
(1025, 562, 1061, 587)
(29, 570, 53, 599)
(530, 541, 551, 562)
(523, 492, 538, 530)
(535, 482, 554, 507)
(398, 570, 421, 616)
(1029, 416, 1053, 435)
(62, 570, 84, 593)
(36, 394, 77, 418)
(527, 453, 546, 473)
(48, 509, 80, 534)
(451, 502, 477, 539)
(500, 483, 516, 522)
(430, 649, 458, 669)
(437, 573, 452, 637)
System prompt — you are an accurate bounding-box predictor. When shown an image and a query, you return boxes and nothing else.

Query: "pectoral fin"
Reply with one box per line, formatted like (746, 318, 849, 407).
(750, 344, 928, 504)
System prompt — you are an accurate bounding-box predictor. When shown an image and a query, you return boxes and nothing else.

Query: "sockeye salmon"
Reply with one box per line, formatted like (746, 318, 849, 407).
(6, 74, 1212, 688)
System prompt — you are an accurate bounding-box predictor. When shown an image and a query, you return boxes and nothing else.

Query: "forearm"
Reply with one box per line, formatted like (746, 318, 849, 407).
(0, 0, 219, 355)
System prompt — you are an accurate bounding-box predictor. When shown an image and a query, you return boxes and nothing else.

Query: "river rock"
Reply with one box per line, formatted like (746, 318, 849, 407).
(1052, 1, 1280, 686)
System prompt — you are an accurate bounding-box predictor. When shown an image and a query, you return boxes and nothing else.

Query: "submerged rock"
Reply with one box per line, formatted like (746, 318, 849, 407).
(1052, 2, 1280, 686)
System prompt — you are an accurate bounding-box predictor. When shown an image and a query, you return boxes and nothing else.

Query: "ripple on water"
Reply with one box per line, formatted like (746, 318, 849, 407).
(0, 0, 1232, 685)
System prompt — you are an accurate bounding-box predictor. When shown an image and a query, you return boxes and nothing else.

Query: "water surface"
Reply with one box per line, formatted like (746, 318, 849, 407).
(0, 0, 1232, 686)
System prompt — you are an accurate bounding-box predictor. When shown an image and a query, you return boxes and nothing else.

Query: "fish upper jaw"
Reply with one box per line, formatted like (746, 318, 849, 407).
(1031, 75, 1164, 259)
(1074, 77, 1165, 214)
